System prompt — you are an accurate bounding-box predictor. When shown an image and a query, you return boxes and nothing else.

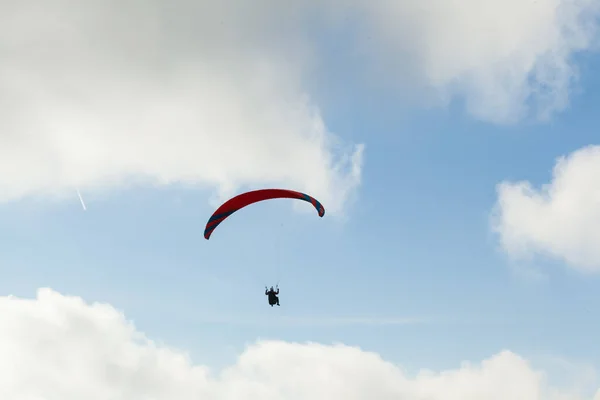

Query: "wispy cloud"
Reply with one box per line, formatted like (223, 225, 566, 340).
(276, 316, 431, 326)
(189, 315, 434, 326)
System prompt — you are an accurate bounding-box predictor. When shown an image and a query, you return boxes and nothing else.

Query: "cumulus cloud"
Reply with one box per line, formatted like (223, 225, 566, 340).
(351, 0, 600, 123)
(3, 0, 600, 212)
(492, 145, 600, 273)
(2, 0, 599, 211)
(0, 288, 597, 399)
(0, 0, 362, 214)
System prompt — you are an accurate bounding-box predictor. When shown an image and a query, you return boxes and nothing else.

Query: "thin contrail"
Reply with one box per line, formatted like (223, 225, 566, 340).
(76, 189, 87, 211)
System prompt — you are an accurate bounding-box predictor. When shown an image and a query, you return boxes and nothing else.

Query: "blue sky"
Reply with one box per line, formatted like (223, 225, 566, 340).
(1, 1, 600, 399)
(2, 48, 599, 371)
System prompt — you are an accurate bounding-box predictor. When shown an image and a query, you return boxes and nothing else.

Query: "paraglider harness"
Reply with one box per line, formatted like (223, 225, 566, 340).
(265, 285, 280, 306)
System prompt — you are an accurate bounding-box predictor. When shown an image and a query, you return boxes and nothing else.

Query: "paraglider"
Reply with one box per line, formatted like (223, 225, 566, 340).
(265, 285, 280, 306)
(203, 188, 325, 240)
(204, 188, 325, 308)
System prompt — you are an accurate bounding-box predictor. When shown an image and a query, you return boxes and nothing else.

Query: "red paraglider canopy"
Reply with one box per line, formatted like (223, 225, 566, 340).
(204, 189, 325, 240)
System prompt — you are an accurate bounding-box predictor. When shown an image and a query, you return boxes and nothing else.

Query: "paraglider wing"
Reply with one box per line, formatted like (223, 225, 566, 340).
(204, 189, 325, 240)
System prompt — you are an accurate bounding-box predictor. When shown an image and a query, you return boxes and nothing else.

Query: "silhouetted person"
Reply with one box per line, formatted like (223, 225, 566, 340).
(265, 286, 280, 306)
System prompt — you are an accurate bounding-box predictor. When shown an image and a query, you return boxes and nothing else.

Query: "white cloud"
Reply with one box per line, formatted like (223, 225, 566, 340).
(492, 145, 600, 273)
(3, 0, 598, 213)
(350, 0, 600, 123)
(0, 1, 362, 214)
(0, 288, 596, 400)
